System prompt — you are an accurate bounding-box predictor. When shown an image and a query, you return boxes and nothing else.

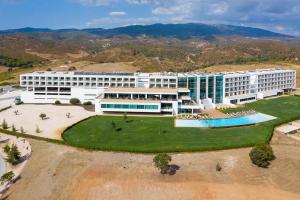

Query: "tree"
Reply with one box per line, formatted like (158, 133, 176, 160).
(12, 124, 17, 132)
(20, 126, 25, 134)
(2, 119, 8, 129)
(0, 171, 15, 185)
(249, 144, 275, 168)
(3, 144, 10, 154)
(54, 100, 61, 105)
(69, 98, 80, 105)
(153, 153, 172, 174)
(123, 112, 128, 121)
(5, 144, 21, 165)
(36, 126, 41, 133)
(39, 113, 47, 120)
(111, 121, 116, 129)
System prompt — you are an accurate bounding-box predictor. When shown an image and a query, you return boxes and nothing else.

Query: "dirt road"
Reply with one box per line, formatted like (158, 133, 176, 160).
(3, 139, 300, 200)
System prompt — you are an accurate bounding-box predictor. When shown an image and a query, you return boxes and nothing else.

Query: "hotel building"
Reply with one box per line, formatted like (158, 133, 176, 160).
(19, 68, 296, 115)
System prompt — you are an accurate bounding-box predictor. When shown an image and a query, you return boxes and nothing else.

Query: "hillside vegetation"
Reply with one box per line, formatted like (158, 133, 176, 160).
(0, 23, 299, 85)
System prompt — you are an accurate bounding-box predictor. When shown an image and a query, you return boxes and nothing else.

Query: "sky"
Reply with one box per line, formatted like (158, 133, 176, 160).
(0, 0, 300, 36)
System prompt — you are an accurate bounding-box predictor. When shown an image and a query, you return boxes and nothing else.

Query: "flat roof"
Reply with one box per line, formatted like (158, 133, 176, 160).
(100, 98, 160, 104)
(104, 87, 178, 94)
(20, 68, 295, 77)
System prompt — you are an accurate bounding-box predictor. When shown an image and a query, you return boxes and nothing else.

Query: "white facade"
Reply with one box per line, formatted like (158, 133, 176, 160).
(19, 68, 296, 114)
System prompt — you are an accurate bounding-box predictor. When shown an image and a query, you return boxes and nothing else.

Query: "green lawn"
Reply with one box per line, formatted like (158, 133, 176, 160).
(62, 96, 300, 153)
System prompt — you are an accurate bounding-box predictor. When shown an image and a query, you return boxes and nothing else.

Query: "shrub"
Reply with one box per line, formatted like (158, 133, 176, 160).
(39, 113, 47, 120)
(15, 101, 23, 105)
(153, 153, 172, 174)
(0, 171, 15, 185)
(216, 163, 222, 171)
(68, 66, 76, 71)
(46, 68, 52, 71)
(249, 144, 275, 168)
(2, 119, 8, 129)
(69, 98, 80, 105)
(83, 101, 92, 105)
(54, 100, 61, 105)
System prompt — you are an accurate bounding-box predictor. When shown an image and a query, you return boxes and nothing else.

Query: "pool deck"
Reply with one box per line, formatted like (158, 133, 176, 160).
(202, 109, 229, 119)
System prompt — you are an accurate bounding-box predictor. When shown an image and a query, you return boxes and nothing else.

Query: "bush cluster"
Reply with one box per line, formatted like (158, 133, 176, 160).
(83, 101, 92, 105)
(249, 144, 275, 168)
(69, 98, 80, 105)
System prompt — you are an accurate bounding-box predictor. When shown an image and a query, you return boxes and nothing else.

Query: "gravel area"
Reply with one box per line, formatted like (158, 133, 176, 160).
(0, 104, 96, 140)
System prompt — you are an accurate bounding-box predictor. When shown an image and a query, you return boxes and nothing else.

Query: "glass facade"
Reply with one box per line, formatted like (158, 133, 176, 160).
(178, 77, 188, 88)
(215, 76, 223, 103)
(208, 76, 214, 100)
(200, 77, 206, 99)
(188, 77, 197, 100)
(101, 104, 159, 110)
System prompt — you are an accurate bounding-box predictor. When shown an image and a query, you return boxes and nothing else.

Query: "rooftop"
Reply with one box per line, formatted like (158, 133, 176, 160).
(20, 68, 295, 77)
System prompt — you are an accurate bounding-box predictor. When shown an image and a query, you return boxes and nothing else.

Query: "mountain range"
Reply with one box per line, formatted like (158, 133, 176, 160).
(0, 23, 291, 39)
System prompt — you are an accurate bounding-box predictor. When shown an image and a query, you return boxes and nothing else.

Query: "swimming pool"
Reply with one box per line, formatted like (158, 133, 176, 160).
(175, 113, 276, 128)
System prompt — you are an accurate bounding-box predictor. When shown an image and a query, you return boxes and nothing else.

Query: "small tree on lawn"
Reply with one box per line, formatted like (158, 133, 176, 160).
(153, 153, 172, 174)
(249, 144, 275, 168)
(111, 121, 116, 129)
(0, 171, 15, 185)
(5, 144, 21, 165)
(123, 112, 128, 121)
(39, 113, 47, 120)
(2, 119, 8, 129)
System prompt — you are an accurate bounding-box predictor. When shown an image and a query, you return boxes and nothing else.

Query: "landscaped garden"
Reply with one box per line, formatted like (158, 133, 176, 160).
(62, 96, 300, 153)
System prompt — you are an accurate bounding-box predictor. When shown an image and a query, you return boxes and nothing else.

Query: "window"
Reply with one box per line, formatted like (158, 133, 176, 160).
(101, 104, 159, 110)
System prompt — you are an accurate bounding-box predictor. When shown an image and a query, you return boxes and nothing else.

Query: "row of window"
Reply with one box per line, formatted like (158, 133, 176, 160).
(101, 104, 159, 110)
(21, 76, 136, 82)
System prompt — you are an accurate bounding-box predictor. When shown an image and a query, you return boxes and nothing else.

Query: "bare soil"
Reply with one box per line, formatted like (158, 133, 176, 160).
(3, 139, 300, 200)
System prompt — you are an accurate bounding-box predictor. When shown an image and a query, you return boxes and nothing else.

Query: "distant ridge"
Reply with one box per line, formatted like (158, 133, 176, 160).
(0, 23, 291, 39)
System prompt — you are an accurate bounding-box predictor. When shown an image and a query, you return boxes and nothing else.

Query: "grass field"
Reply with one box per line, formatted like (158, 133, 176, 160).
(62, 96, 300, 153)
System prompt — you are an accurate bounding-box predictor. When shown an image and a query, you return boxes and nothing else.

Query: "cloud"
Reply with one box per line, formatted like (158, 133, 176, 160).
(76, 0, 116, 6)
(81, 0, 300, 35)
(109, 11, 127, 16)
(85, 16, 161, 28)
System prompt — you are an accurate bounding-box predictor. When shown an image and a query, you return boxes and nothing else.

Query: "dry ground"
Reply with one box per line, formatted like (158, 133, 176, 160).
(3, 139, 300, 200)
(51, 61, 139, 72)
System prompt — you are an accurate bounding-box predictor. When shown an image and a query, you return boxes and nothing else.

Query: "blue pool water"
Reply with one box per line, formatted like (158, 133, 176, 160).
(175, 113, 276, 128)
